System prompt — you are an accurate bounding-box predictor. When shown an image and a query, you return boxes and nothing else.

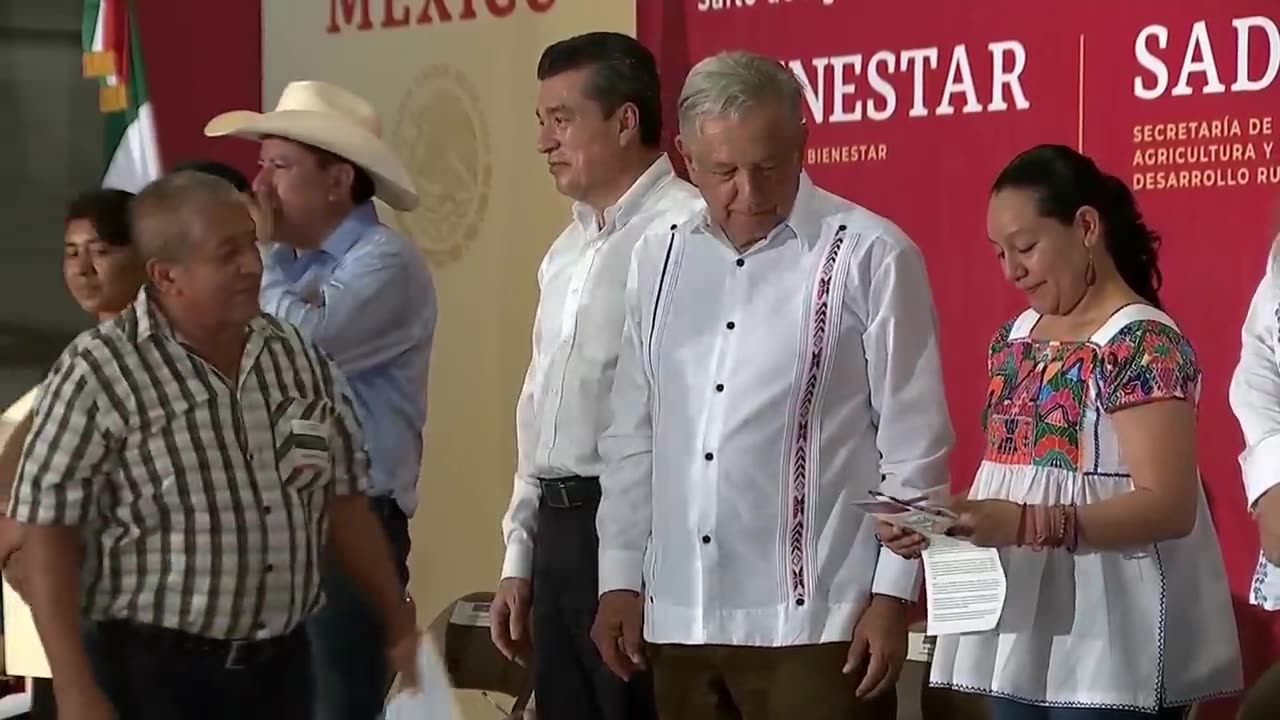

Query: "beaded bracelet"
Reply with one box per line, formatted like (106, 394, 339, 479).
(1016, 503, 1081, 551)
(1064, 504, 1081, 552)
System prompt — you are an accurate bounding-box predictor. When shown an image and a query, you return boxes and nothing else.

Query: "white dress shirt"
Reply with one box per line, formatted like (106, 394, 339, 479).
(597, 174, 954, 646)
(499, 155, 703, 580)
(1228, 239, 1280, 609)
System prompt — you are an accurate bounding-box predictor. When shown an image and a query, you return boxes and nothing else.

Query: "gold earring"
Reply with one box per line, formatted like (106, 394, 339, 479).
(1084, 251, 1097, 287)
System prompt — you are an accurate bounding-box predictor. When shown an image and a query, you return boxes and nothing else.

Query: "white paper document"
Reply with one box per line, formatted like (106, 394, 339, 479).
(852, 490, 1006, 635)
(383, 636, 463, 720)
(920, 538, 1007, 635)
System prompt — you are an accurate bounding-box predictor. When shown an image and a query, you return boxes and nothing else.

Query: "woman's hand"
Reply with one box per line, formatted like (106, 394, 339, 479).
(947, 498, 1023, 547)
(875, 520, 929, 559)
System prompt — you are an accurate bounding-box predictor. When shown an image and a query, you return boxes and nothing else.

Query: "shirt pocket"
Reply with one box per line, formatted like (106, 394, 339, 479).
(271, 397, 335, 494)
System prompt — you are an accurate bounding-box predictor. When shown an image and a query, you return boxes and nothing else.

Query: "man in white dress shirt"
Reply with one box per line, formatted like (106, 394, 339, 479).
(590, 51, 954, 719)
(490, 32, 702, 720)
(1229, 237, 1280, 718)
(1232, 239, 1280, 577)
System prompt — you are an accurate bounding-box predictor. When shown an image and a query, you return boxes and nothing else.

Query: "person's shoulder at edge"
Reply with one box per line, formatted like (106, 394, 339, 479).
(364, 214, 425, 266)
(15, 310, 139, 428)
(626, 173, 704, 234)
(1102, 310, 1195, 359)
(656, 172, 703, 204)
(60, 304, 138, 357)
(812, 185, 921, 259)
(628, 197, 705, 271)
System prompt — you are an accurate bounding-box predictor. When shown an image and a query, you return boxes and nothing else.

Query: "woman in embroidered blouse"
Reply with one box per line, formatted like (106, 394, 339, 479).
(881, 145, 1241, 719)
(0, 188, 143, 719)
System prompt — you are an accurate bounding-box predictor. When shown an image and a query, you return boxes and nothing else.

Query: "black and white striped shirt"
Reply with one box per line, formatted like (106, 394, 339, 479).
(10, 291, 368, 640)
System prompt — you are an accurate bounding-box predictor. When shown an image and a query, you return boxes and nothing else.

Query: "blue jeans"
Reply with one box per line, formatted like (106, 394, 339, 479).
(308, 496, 412, 720)
(989, 698, 1188, 720)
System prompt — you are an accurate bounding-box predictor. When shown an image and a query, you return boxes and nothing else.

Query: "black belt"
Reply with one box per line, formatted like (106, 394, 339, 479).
(95, 619, 303, 670)
(538, 476, 600, 509)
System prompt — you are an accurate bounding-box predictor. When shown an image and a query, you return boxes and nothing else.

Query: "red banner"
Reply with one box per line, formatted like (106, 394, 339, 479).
(638, 0, 1280, 710)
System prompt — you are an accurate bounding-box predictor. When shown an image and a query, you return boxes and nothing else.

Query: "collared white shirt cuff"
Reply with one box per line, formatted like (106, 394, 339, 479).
(1243, 435, 1280, 509)
(599, 549, 645, 595)
(870, 547, 921, 601)
(500, 541, 534, 581)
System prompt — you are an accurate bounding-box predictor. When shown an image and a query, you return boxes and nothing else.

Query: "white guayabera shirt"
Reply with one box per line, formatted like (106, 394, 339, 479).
(1229, 238, 1280, 610)
(597, 174, 955, 646)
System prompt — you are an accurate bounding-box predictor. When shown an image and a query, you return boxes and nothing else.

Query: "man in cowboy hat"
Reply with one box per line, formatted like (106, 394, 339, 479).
(205, 80, 436, 720)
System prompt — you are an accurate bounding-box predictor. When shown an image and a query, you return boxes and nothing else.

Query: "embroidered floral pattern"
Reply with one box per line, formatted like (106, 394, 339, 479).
(1101, 321, 1199, 411)
(1253, 552, 1277, 610)
(984, 339, 1095, 471)
(982, 319, 1196, 473)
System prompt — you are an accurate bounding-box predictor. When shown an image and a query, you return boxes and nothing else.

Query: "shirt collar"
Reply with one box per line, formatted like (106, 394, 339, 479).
(321, 202, 380, 259)
(571, 154, 677, 234)
(783, 171, 822, 243)
(695, 171, 820, 248)
(134, 287, 282, 344)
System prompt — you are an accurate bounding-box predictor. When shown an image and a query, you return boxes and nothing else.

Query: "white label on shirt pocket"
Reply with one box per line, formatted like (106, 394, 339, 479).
(291, 419, 326, 436)
(289, 419, 329, 467)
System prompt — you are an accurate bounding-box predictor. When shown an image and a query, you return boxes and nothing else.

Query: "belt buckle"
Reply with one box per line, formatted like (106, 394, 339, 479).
(225, 639, 249, 670)
(545, 481, 572, 508)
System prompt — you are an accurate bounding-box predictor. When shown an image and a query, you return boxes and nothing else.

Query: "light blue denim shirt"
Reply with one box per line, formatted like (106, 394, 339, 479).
(260, 202, 435, 516)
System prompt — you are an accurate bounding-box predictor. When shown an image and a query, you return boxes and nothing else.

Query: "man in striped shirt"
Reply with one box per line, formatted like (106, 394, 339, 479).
(9, 172, 419, 720)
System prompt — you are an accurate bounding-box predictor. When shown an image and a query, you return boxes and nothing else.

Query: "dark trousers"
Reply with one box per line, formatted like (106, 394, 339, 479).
(1240, 660, 1280, 720)
(307, 495, 412, 720)
(532, 488, 657, 720)
(29, 678, 54, 719)
(988, 698, 1187, 720)
(649, 643, 896, 720)
(88, 620, 312, 720)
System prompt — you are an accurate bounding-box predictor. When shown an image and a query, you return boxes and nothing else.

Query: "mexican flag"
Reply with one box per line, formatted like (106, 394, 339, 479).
(81, 0, 162, 192)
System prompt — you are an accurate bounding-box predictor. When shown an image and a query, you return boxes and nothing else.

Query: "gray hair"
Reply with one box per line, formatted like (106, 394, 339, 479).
(677, 51, 804, 139)
(131, 171, 246, 263)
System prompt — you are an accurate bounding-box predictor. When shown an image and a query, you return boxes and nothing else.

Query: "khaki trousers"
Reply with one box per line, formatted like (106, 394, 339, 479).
(1238, 660, 1280, 720)
(649, 642, 897, 720)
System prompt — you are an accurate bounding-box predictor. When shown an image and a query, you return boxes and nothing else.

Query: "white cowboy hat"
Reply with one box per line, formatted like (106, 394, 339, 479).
(204, 80, 419, 211)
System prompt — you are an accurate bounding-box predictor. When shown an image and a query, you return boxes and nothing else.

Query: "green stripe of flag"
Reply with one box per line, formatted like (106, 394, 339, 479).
(81, 0, 101, 52)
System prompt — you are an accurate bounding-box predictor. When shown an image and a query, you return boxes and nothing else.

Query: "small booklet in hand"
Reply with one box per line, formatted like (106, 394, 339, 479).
(852, 490, 958, 538)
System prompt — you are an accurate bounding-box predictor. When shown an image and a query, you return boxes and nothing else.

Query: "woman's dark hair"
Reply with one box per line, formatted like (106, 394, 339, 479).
(172, 159, 251, 193)
(537, 32, 662, 148)
(993, 144, 1163, 309)
(65, 188, 135, 248)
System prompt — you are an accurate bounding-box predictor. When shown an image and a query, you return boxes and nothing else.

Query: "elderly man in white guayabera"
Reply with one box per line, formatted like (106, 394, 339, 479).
(590, 50, 954, 720)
